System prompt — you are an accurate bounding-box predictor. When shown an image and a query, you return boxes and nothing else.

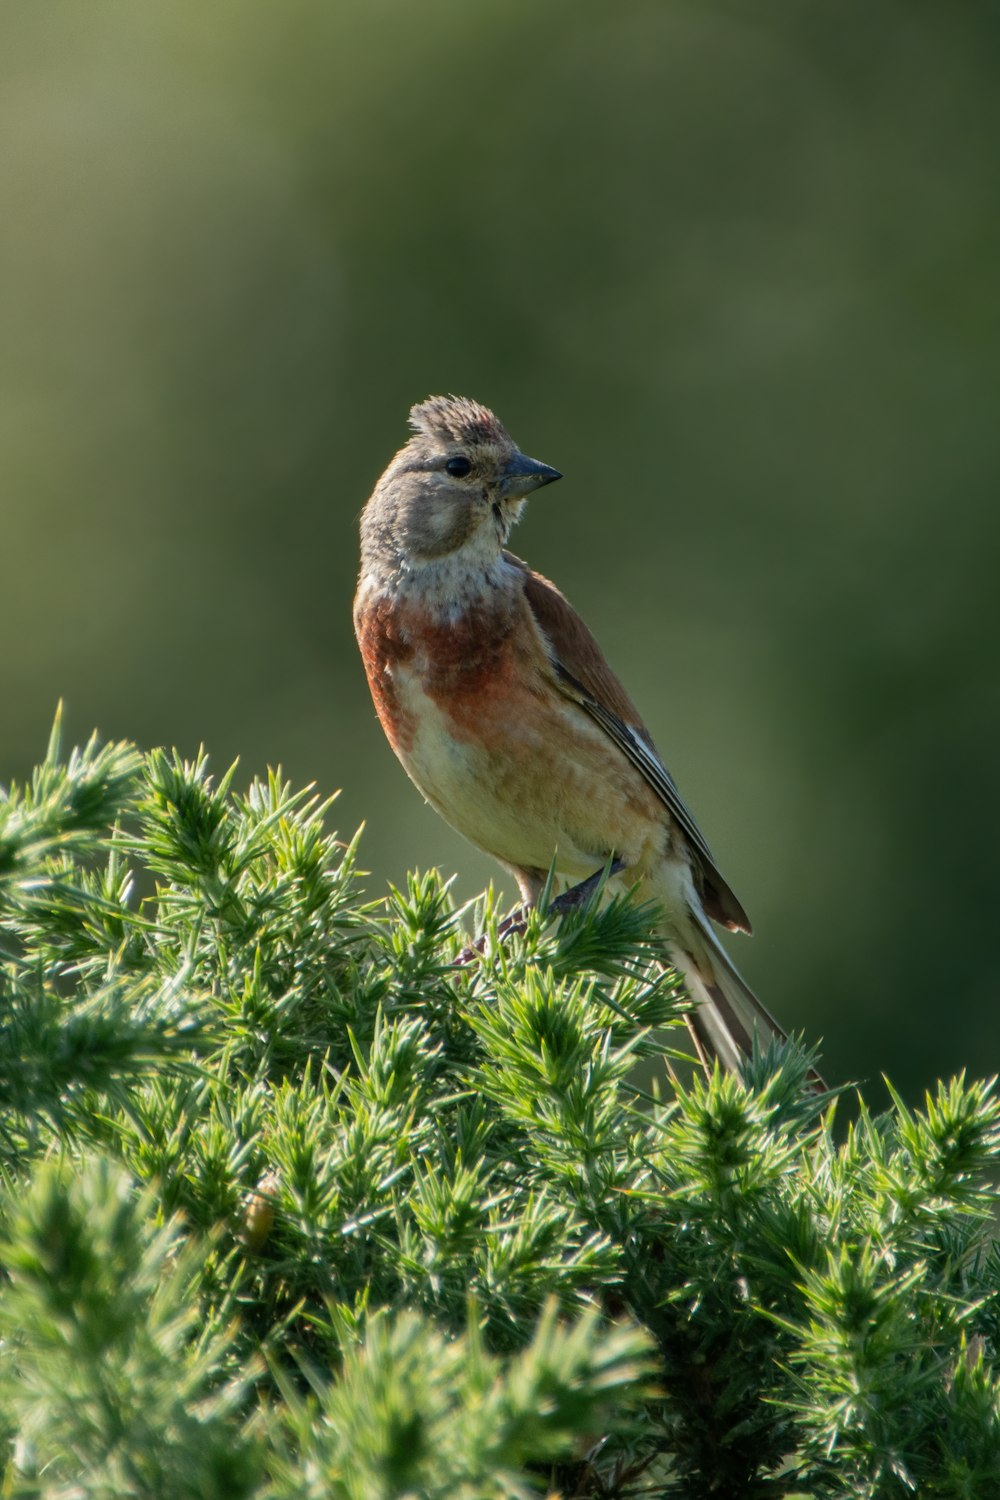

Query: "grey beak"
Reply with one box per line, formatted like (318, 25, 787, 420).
(500, 451, 563, 499)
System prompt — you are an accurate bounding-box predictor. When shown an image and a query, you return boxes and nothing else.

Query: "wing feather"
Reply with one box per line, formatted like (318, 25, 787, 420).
(511, 554, 752, 934)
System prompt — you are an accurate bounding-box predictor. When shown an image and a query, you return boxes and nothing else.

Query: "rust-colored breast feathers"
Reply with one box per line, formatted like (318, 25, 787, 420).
(354, 594, 417, 754)
(354, 586, 529, 755)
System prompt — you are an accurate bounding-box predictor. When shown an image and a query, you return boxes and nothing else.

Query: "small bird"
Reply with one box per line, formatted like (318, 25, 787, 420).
(354, 395, 794, 1075)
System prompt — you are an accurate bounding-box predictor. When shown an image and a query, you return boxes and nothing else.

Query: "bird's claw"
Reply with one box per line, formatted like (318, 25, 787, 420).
(452, 857, 625, 965)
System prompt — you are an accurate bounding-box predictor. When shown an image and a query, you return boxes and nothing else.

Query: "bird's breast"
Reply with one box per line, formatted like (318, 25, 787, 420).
(354, 582, 664, 877)
(354, 584, 527, 755)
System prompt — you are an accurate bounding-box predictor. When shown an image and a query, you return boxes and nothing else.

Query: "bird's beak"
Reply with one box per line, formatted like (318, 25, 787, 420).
(500, 451, 563, 499)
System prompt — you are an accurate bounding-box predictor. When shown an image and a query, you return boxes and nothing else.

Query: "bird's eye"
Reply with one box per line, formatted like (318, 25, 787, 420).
(445, 455, 472, 478)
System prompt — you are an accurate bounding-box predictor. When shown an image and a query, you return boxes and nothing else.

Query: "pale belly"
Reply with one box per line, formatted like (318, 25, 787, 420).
(389, 661, 666, 882)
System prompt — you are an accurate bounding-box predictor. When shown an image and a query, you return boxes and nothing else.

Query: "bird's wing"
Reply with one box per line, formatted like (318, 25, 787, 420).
(509, 554, 752, 934)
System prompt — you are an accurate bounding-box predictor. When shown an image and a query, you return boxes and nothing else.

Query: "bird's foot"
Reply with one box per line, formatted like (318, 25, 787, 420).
(453, 905, 529, 966)
(452, 858, 625, 965)
(547, 858, 626, 916)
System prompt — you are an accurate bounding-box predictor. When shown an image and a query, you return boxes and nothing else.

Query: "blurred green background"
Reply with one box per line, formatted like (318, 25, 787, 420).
(2, 1, 998, 1094)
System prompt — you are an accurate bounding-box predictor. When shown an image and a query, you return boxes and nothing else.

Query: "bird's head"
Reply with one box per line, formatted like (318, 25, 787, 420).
(360, 395, 561, 571)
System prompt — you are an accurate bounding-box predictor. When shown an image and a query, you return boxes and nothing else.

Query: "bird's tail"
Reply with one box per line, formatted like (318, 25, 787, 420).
(670, 906, 820, 1084)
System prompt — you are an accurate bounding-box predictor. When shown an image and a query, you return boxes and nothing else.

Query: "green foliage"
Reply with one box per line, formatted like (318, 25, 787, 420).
(1, 720, 999, 1497)
(269, 1304, 653, 1500)
(0, 1157, 261, 1500)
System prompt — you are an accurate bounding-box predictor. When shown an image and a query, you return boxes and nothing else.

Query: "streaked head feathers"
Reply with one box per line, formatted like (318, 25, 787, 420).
(409, 395, 511, 449)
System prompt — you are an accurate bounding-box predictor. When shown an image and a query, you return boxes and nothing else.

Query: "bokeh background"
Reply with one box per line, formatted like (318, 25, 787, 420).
(3, 1, 998, 1095)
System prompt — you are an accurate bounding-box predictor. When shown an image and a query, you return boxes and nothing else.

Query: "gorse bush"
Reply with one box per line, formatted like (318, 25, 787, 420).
(1, 714, 999, 1498)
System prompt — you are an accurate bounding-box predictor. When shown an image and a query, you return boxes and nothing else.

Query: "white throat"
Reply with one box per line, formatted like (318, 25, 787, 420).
(360, 539, 519, 621)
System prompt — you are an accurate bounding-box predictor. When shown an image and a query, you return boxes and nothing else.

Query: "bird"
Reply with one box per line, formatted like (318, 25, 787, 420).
(354, 394, 798, 1076)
